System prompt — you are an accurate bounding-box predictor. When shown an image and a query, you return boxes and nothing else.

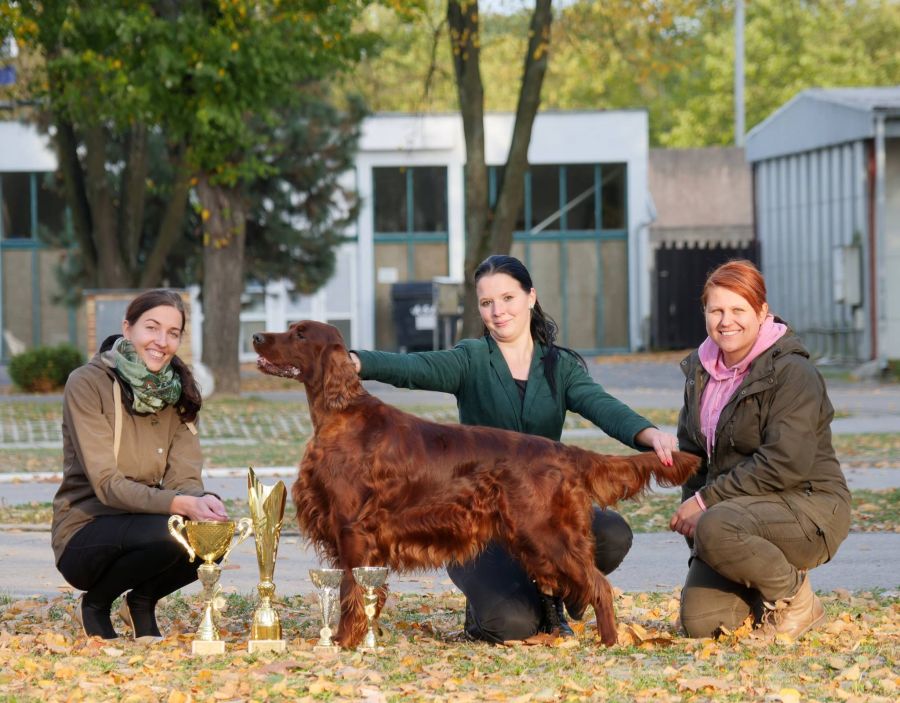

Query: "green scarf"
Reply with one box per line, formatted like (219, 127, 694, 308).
(103, 337, 182, 414)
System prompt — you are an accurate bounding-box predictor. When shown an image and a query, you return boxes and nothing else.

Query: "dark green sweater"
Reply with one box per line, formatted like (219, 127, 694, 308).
(357, 336, 652, 447)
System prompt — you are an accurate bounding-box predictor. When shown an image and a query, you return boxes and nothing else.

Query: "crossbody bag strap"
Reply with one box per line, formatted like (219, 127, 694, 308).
(112, 379, 122, 463)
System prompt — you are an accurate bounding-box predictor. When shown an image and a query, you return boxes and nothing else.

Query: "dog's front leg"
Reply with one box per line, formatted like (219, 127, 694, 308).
(334, 569, 368, 648)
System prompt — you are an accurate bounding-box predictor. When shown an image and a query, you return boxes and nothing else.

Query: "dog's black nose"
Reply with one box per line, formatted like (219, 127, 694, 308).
(252, 333, 265, 345)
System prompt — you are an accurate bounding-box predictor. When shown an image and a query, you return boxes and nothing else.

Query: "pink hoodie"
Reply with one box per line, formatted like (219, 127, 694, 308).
(697, 315, 787, 458)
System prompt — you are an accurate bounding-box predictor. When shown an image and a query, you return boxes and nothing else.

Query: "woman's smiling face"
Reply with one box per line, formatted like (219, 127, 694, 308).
(703, 285, 768, 367)
(476, 272, 536, 344)
(122, 304, 183, 372)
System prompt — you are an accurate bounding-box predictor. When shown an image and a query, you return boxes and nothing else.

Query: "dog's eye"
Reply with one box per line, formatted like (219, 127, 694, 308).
(295, 329, 305, 339)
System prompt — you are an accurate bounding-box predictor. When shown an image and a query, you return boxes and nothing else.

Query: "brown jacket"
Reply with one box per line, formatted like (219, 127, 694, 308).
(677, 328, 851, 559)
(51, 350, 206, 563)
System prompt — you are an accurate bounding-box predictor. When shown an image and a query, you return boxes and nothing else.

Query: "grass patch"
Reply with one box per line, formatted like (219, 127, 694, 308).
(0, 590, 896, 702)
(0, 397, 895, 472)
(3, 490, 897, 533)
(832, 433, 900, 468)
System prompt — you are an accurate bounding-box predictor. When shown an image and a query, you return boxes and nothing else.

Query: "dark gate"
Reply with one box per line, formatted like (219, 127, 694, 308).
(652, 241, 761, 350)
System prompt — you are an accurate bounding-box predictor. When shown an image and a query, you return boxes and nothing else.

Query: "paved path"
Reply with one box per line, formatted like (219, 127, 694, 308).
(1, 529, 896, 602)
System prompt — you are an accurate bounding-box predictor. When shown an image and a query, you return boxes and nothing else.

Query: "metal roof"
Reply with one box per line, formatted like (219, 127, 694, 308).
(745, 86, 900, 162)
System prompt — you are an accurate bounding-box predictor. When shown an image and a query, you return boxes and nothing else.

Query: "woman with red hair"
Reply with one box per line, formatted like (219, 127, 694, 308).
(670, 260, 850, 640)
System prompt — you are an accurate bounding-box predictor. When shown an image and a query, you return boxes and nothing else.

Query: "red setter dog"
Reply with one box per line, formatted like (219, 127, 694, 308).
(253, 321, 697, 647)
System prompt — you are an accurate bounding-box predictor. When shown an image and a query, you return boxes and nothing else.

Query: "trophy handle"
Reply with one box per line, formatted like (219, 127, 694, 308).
(221, 517, 253, 566)
(167, 514, 196, 563)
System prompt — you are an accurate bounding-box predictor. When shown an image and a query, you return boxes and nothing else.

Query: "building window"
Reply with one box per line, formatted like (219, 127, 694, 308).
(487, 162, 627, 233)
(373, 167, 407, 233)
(601, 163, 626, 229)
(0, 171, 69, 240)
(566, 164, 596, 230)
(1, 172, 32, 239)
(373, 166, 447, 234)
(37, 172, 67, 238)
(412, 167, 447, 232)
(530, 165, 561, 232)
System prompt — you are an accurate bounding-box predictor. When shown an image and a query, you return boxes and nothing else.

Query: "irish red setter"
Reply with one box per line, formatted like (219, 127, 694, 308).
(253, 321, 697, 647)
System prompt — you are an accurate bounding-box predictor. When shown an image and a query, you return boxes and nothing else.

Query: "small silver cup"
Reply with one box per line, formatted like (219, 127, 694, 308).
(309, 568, 343, 652)
(351, 566, 388, 651)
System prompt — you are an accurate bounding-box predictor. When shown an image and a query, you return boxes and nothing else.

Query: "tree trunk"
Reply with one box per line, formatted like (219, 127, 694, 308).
(197, 176, 246, 396)
(490, 0, 552, 254)
(449, 0, 490, 339)
(140, 142, 192, 287)
(119, 123, 149, 273)
(83, 125, 129, 287)
(54, 119, 98, 284)
(450, 0, 553, 338)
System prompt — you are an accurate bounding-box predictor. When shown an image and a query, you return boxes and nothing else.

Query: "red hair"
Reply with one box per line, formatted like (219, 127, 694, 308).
(702, 260, 767, 314)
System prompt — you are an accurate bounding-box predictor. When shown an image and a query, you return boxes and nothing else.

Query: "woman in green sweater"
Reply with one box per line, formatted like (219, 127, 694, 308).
(350, 255, 678, 643)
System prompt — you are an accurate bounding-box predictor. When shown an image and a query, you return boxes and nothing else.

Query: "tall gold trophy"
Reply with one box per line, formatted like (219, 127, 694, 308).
(168, 515, 253, 655)
(247, 467, 288, 653)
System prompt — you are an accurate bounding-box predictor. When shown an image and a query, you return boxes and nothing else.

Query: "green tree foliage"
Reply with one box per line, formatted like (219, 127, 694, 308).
(661, 0, 900, 146)
(244, 91, 368, 294)
(340, 0, 900, 147)
(10, 1, 376, 392)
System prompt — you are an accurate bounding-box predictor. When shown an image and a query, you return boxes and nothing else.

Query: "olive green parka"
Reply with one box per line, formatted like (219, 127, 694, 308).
(678, 327, 851, 559)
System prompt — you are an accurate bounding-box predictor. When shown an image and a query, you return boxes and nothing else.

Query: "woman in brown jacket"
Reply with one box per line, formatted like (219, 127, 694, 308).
(52, 290, 228, 641)
(669, 261, 851, 640)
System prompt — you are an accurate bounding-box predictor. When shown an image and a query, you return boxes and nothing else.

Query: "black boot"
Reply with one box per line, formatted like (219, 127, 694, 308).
(539, 594, 574, 638)
(74, 595, 119, 640)
(553, 596, 575, 637)
(460, 600, 481, 642)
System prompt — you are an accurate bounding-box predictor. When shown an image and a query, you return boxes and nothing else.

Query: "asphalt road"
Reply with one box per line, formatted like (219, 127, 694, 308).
(1, 530, 896, 603)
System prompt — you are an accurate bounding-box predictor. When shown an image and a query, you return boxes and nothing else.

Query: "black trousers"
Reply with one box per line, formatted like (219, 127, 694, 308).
(57, 514, 198, 610)
(448, 507, 633, 643)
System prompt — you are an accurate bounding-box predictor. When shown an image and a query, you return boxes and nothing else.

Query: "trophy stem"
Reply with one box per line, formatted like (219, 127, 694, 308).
(248, 580, 287, 653)
(193, 563, 225, 655)
(360, 586, 379, 651)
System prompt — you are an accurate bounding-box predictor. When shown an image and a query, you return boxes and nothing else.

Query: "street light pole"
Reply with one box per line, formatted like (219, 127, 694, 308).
(735, 0, 745, 147)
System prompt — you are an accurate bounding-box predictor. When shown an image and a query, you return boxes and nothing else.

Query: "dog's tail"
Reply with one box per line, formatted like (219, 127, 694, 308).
(575, 449, 700, 507)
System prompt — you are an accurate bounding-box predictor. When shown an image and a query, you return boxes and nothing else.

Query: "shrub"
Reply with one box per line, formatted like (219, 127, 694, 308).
(8, 344, 84, 392)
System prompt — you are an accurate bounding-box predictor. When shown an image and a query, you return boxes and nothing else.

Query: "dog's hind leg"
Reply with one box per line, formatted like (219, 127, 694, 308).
(510, 528, 619, 646)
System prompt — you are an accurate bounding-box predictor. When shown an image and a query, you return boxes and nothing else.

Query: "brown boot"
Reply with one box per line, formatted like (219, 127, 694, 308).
(758, 574, 825, 641)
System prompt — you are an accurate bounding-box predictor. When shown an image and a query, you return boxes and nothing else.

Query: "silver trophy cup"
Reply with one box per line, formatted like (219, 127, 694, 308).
(351, 566, 389, 651)
(309, 568, 343, 652)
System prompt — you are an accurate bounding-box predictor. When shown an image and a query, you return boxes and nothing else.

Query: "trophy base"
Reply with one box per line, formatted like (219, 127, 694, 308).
(192, 639, 226, 655)
(314, 643, 341, 654)
(248, 639, 287, 654)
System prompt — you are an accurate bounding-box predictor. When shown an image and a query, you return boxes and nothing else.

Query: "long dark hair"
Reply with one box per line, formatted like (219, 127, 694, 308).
(124, 289, 202, 423)
(473, 255, 587, 396)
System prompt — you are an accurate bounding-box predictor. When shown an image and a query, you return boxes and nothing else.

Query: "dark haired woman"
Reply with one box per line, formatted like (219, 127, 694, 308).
(669, 260, 850, 640)
(348, 254, 677, 643)
(52, 289, 228, 641)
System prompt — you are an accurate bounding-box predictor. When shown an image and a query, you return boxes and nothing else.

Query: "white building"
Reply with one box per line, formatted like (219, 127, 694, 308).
(1, 110, 654, 361)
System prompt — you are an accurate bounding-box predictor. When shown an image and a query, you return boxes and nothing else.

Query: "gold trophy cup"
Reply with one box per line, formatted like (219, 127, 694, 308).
(351, 566, 389, 651)
(309, 567, 343, 652)
(247, 467, 288, 653)
(168, 514, 253, 655)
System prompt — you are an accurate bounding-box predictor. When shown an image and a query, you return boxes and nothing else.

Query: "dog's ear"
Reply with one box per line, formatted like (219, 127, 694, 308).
(323, 343, 360, 411)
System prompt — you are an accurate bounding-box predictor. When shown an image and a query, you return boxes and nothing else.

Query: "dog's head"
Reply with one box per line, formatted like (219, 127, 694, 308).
(252, 320, 360, 410)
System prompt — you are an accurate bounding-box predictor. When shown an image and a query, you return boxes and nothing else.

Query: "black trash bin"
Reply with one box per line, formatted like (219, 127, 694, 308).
(391, 281, 435, 352)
